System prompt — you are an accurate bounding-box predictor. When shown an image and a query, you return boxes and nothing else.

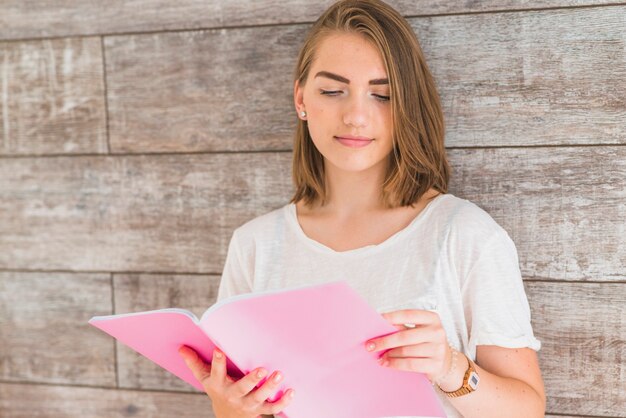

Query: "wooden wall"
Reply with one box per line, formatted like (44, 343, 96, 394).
(0, 1, 624, 417)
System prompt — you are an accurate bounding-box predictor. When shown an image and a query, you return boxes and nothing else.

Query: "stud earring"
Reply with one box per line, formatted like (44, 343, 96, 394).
(300, 110, 307, 118)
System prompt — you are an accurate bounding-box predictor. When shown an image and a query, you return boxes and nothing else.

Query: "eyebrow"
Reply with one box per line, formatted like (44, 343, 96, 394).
(314, 71, 389, 85)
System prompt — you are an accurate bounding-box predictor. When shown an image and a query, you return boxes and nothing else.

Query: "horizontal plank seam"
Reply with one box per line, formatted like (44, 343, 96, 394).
(0, 2, 625, 43)
(0, 379, 203, 396)
(546, 413, 623, 418)
(0, 379, 622, 418)
(0, 267, 218, 276)
(0, 268, 623, 284)
(1, 143, 626, 160)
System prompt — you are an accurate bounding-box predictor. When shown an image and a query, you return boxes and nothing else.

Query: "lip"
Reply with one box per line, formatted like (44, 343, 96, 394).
(334, 135, 373, 148)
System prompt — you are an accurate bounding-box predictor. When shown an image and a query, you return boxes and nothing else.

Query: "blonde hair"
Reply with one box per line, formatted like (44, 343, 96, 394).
(290, 0, 450, 208)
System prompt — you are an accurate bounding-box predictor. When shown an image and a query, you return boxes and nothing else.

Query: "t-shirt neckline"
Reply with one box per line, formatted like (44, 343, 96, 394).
(284, 193, 447, 256)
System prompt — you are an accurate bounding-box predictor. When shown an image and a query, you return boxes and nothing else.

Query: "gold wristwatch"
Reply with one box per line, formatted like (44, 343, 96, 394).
(439, 354, 480, 398)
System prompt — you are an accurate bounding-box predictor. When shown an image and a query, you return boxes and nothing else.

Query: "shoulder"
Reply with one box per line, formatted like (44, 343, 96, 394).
(231, 203, 290, 244)
(435, 193, 510, 244)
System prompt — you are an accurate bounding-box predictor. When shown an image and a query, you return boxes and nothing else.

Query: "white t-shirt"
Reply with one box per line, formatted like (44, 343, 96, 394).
(217, 192, 541, 418)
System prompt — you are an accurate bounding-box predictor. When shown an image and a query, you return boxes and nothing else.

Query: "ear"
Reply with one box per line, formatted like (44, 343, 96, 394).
(294, 79, 305, 112)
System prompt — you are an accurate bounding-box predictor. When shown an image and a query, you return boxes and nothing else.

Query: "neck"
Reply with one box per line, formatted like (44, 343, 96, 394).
(317, 160, 389, 217)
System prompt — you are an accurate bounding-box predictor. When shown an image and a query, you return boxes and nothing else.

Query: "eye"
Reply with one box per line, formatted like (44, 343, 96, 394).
(320, 89, 342, 96)
(320, 89, 390, 102)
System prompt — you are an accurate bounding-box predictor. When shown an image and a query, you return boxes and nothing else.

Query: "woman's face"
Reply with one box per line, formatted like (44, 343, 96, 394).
(294, 32, 393, 176)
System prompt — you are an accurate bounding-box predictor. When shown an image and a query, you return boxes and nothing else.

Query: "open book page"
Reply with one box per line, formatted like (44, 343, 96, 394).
(88, 309, 244, 390)
(197, 280, 445, 418)
(199, 279, 338, 323)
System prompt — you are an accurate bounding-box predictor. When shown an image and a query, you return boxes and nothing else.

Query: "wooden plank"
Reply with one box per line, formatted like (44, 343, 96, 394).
(448, 146, 626, 282)
(0, 382, 214, 418)
(0, 0, 623, 41)
(414, 7, 626, 147)
(0, 146, 624, 280)
(113, 273, 219, 391)
(104, 25, 303, 153)
(526, 281, 626, 417)
(0, 152, 293, 273)
(104, 7, 626, 153)
(0, 272, 115, 386)
(0, 37, 107, 156)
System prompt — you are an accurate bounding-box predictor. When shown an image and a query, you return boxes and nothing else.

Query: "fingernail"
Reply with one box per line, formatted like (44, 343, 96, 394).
(289, 389, 295, 398)
(214, 349, 223, 359)
(381, 360, 390, 367)
(257, 369, 267, 378)
(273, 372, 283, 382)
(366, 342, 375, 351)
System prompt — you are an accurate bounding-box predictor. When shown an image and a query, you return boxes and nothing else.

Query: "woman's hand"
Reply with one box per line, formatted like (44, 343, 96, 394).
(178, 345, 295, 418)
(364, 309, 453, 383)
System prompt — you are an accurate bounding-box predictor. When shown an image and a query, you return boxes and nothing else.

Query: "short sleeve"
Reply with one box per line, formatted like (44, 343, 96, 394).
(461, 228, 541, 359)
(216, 228, 254, 302)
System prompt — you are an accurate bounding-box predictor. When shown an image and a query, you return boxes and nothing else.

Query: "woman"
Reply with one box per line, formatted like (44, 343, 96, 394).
(179, 1, 546, 417)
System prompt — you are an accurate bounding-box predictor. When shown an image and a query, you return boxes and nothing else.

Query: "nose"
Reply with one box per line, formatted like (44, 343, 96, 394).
(342, 94, 369, 128)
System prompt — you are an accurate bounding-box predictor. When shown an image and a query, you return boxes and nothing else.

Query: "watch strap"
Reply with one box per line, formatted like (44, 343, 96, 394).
(439, 353, 479, 398)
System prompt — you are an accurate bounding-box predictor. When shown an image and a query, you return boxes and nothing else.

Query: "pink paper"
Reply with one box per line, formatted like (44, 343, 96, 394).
(89, 280, 445, 418)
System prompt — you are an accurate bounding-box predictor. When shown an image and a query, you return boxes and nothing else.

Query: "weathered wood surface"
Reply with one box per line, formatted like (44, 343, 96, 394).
(0, 152, 293, 273)
(103, 6, 626, 154)
(447, 146, 626, 282)
(0, 37, 107, 156)
(1, 0, 623, 41)
(413, 6, 626, 148)
(0, 147, 623, 281)
(0, 385, 617, 418)
(104, 26, 302, 154)
(525, 281, 626, 417)
(0, 272, 115, 386)
(0, 382, 215, 418)
(114, 273, 219, 391)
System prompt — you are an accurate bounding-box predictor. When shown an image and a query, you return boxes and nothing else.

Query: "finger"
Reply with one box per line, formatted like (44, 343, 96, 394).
(381, 309, 439, 327)
(209, 347, 227, 384)
(366, 326, 439, 352)
(245, 370, 286, 405)
(258, 388, 296, 416)
(178, 345, 212, 389)
(380, 341, 438, 360)
(380, 355, 440, 375)
(228, 366, 269, 399)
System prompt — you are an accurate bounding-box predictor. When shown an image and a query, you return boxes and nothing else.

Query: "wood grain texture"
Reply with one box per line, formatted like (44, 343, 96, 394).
(0, 272, 115, 386)
(0, 383, 617, 418)
(0, 37, 107, 156)
(104, 26, 303, 153)
(0, 382, 214, 418)
(448, 146, 626, 282)
(526, 281, 626, 417)
(0, 0, 624, 41)
(114, 273, 219, 391)
(104, 6, 626, 154)
(0, 147, 623, 280)
(0, 152, 293, 273)
(414, 6, 626, 147)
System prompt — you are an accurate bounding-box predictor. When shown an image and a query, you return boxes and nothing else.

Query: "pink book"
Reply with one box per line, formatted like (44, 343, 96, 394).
(88, 280, 446, 418)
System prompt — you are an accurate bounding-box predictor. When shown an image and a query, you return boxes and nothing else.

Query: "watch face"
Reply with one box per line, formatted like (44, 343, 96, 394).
(469, 372, 480, 390)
